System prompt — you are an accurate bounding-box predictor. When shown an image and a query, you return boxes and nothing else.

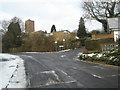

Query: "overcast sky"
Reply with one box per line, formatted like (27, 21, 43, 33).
(0, 0, 102, 32)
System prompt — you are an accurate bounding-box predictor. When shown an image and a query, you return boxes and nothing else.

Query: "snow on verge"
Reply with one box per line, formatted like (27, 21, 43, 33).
(77, 52, 103, 58)
(0, 53, 26, 90)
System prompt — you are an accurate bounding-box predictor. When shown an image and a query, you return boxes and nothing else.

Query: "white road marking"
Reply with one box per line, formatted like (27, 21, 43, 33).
(60, 70, 68, 76)
(106, 74, 120, 78)
(60, 55, 66, 58)
(65, 80, 76, 84)
(40, 70, 55, 74)
(32, 69, 78, 87)
(92, 74, 103, 79)
(59, 69, 77, 84)
(40, 70, 60, 81)
(73, 67, 77, 69)
(111, 74, 120, 77)
(92, 74, 120, 79)
(45, 78, 59, 85)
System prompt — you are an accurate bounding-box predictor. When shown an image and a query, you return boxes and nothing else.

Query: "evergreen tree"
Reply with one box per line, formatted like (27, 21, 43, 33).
(77, 17, 86, 38)
(2, 22, 22, 52)
(44, 30, 47, 34)
(51, 25, 56, 33)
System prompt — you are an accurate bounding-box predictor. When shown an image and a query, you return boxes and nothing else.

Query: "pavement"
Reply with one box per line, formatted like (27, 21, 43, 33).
(14, 49, 120, 88)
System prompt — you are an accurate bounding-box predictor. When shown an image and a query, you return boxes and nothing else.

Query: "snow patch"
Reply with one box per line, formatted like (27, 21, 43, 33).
(96, 54, 103, 58)
(78, 52, 103, 58)
(8, 58, 26, 88)
(0, 53, 26, 89)
(0, 54, 20, 61)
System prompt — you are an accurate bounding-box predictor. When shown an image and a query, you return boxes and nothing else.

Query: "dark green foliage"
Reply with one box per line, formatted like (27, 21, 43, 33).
(77, 17, 87, 46)
(77, 17, 86, 38)
(86, 32, 92, 37)
(51, 25, 56, 33)
(2, 22, 22, 52)
(44, 30, 47, 34)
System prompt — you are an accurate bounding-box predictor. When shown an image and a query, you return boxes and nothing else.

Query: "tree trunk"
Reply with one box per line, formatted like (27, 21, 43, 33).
(97, 19, 108, 33)
(102, 21, 108, 33)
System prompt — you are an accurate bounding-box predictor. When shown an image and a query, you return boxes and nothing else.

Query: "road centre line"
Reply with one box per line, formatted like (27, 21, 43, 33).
(92, 74, 103, 79)
(92, 74, 120, 79)
(106, 74, 120, 78)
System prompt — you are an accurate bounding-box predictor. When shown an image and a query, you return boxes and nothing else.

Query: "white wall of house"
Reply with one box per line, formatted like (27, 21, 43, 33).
(114, 30, 120, 42)
(108, 17, 120, 42)
(108, 17, 120, 29)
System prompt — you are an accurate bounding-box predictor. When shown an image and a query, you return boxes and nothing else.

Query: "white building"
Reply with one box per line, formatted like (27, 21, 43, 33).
(108, 17, 120, 42)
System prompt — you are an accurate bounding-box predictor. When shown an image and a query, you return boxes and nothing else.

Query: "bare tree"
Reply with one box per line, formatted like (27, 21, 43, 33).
(0, 20, 10, 33)
(0, 16, 25, 33)
(82, 0, 120, 32)
(11, 16, 25, 32)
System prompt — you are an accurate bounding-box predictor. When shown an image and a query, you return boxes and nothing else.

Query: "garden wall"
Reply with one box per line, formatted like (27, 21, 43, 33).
(92, 32, 114, 40)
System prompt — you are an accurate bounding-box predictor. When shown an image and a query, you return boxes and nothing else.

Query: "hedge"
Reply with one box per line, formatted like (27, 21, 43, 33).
(85, 38, 114, 52)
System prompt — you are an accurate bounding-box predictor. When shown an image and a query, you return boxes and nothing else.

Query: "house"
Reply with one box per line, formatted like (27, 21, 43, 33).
(86, 17, 120, 52)
(108, 17, 120, 42)
(92, 17, 120, 42)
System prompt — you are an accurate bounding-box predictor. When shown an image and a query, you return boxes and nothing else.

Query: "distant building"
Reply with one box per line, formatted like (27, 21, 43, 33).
(25, 19, 34, 33)
(72, 29, 78, 34)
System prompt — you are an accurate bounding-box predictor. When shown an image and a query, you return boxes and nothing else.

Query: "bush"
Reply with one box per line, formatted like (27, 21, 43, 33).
(78, 52, 120, 66)
(79, 55, 83, 60)
(85, 38, 114, 52)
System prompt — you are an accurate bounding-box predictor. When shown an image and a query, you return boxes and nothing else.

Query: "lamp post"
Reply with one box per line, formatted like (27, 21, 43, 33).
(54, 41, 58, 51)
(63, 39, 66, 50)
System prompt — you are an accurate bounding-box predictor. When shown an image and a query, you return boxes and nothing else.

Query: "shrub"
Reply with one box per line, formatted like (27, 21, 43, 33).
(85, 38, 114, 52)
(79, 55, 83, 60)
(78, 48, 120, 66)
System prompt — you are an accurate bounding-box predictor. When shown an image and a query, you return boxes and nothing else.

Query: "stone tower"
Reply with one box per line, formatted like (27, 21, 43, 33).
(25, 19, 34, 33)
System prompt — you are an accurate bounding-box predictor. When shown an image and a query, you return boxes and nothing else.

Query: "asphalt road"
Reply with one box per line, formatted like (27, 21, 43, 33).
(15, 49, 119, 88)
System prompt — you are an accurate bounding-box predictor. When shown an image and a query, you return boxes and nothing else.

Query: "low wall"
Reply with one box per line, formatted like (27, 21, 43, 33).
(92, 32, 114, 40)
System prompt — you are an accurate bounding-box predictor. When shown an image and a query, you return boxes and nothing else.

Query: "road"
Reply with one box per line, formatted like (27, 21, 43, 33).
(14, 49, 119, 88)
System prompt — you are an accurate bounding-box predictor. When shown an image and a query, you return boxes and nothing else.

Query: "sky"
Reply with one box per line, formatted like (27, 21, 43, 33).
(0, 0, 102, 32)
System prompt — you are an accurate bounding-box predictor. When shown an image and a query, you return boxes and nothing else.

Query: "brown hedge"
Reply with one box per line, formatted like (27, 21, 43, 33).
(85, 38, 114, 52)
